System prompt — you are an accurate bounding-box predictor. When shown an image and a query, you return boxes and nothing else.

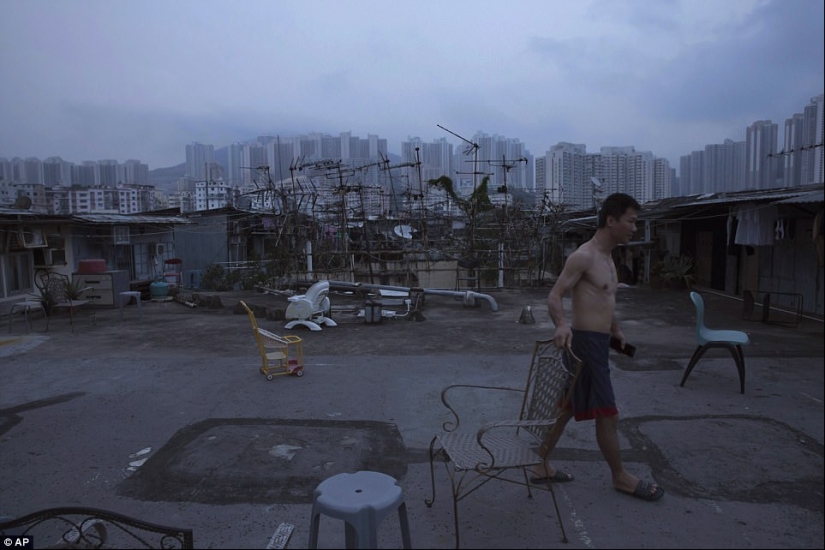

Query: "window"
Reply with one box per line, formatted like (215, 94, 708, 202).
(19, 226, 47, 248)
(113, 226, 130, 244)
(1, 251, 33, 298)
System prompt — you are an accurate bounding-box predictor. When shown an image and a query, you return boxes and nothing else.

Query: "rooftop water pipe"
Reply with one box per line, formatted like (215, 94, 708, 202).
(320, 281, 498, 312)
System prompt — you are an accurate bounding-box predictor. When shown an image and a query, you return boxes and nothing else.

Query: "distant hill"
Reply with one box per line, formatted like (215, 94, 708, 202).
(148, 162, 186, 192)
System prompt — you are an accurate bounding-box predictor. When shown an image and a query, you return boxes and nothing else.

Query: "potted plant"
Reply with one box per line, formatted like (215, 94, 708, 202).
(660, 255, 695, 289)
(64, 278, 91, 300)
(35, 288, 55, 315)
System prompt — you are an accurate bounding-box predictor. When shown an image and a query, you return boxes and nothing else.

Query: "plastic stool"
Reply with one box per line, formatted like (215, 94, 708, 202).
(308, 471, 412, 549)
(119, 291, 143, 320)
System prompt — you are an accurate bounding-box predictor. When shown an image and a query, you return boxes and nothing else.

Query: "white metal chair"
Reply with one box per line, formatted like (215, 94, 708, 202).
(425, 339, 582, 548)
(284, 280, 338, 331)
(680, 291, 750, 394)
(37, 272, 95, 333)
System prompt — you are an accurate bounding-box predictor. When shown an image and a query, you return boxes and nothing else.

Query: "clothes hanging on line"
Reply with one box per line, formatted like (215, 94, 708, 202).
(733, 203, 778, 246)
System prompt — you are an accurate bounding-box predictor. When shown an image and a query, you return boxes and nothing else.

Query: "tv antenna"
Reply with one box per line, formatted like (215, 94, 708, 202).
(377, 151, 416, 218)
(484, 155, 528, 211)
(437, 124, 484, 192)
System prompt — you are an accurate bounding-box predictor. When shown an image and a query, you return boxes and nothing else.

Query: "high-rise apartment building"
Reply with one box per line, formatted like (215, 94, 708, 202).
(23, 157, 44, 185)
(122, 159, 149, 184)
(446, 132, 532, 197)
(227, 142, 244, 186)
(471, 132, 533, 192)
(43, 157, 73, 186)
(296, 135, 318, 159)
(706, 139, 745, 193)
(745, 120, 779, 189)
(814, 94, 824, 184)
(98, 159, 119, 186)
(72, 162, 99, 186)
(802, 94, 824, 185)
(653, 158, 672, 200)
(542, 143, 668, 208)
(534, 156, 546, 202)
(543, 142, 588, 208)
(241, 144, 267, 186)
(673, 93, 821, 195)
(783, 113, 807, 188)
(402, 136, 454, 184)
(185, 142, 215, 181)
(266, 138, 295, 183)
(680, 139, 745, 195)
(400, 137, 454, 214)
(4, 156, 150, 188)
(0, 158, 16, 183)
(367, 134, 386, 160)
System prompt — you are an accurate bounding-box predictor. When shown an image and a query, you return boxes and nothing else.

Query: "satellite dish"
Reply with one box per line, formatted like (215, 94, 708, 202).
(393, 225, 413, 239)
(590, 177, 603, 189)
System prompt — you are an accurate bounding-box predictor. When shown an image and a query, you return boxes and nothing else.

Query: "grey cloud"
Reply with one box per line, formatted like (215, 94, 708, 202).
(639, 0, 824, 123)
(588, 0, 681, 33)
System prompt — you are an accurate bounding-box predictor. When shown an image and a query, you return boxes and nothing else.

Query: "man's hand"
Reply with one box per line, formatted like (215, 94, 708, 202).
(610, 326, 626, 348)
(553, 325, 573, 350)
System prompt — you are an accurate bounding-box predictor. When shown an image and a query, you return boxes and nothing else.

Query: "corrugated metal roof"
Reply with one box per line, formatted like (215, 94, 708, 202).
(72, 213, 190, 224)
(641, 184, 824, 218)
(673, 190, 815, 208)
(0, 208, 60, 218)
(772, 190, 825, 204)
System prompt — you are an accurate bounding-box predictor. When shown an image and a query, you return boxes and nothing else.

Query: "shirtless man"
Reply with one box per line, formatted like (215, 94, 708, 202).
(530, 193, 664, 501)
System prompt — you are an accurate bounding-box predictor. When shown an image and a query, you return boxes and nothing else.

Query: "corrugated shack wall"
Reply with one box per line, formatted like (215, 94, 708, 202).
(647, 187, 823, 317)
(758, 214, 824, 317)
(173, 213, 229, 284)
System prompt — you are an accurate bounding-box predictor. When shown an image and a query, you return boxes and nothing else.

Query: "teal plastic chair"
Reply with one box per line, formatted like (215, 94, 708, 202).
(681, 291, 750, 394)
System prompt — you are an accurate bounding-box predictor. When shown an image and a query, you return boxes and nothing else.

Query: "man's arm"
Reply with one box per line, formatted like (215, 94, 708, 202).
(547, 251, 589, 348)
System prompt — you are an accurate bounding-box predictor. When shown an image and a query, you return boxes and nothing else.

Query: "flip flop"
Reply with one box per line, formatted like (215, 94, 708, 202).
(529, 470, 575, 484)
(616, 479, 665, 501)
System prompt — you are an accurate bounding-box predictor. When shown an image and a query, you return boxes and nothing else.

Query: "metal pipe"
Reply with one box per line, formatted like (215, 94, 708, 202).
(321, 280, 499, 311)
(421, 288, 499, 312)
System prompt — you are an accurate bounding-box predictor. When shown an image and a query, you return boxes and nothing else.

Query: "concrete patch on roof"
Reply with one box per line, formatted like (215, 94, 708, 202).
(0, 334, 49, 357)
(117, 418, 407, 505)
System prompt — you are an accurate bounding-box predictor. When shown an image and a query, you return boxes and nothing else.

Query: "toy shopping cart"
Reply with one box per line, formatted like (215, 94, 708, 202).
(240, 300, 305, 380)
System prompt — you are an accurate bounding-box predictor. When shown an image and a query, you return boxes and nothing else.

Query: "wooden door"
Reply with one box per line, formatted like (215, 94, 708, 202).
(695, 231, 713, 286)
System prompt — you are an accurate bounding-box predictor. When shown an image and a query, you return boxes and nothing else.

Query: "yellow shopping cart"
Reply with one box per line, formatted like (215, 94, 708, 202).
(240, 300, 305, 380)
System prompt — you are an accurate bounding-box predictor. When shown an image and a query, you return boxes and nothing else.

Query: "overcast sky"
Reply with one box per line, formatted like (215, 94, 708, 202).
(1, 0, 823, 173)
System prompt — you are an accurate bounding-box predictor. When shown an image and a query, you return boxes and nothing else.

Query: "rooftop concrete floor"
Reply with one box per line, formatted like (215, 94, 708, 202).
(1, 284, 823, 549)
